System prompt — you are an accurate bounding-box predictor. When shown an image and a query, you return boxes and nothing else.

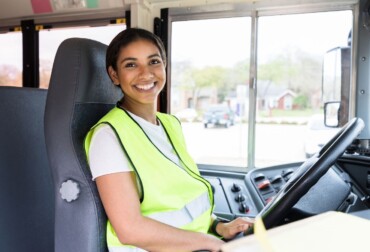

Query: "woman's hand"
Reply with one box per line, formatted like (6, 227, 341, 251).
(216, 217, 254, 240)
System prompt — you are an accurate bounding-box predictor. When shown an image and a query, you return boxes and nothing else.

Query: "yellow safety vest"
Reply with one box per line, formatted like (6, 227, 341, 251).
(85, 107, 214, 251)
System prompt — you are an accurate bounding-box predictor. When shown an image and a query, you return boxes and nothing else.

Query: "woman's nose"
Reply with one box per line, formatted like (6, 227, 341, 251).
(138, 66, 154, 80)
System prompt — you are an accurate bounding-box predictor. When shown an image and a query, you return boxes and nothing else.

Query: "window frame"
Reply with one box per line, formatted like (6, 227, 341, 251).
(165, 2, 358, 171)
(0, 12, 126, 88)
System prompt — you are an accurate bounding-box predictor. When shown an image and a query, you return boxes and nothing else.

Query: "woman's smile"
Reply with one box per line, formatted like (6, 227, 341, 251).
(134, 82, 156, 91)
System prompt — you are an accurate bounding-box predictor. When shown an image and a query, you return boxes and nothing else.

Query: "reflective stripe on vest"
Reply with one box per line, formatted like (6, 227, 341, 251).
(148, 191, 210, 228)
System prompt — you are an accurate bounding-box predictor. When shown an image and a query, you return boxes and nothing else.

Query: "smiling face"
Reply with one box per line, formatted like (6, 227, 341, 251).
(108, 39, 166, 110)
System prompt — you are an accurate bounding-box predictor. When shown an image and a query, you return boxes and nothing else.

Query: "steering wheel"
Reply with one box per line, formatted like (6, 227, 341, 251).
(249, 117, 364, 232)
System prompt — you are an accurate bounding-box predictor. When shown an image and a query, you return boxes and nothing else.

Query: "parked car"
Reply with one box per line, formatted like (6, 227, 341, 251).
(303, 114, 341, 158)
(203, 104, 235, 128)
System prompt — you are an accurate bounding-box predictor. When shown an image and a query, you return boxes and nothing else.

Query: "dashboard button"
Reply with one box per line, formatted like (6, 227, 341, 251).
(254, 173, 266, 181)
(257, 179, 271, 190)
(235, 193, 246, 202)
(231, 183, 241, 192)
(239, 202, 250, 213)
(270, 175, 283, 184)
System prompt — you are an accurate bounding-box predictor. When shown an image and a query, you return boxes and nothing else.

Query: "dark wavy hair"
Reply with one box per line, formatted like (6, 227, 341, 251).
(106, 27, 167, 80)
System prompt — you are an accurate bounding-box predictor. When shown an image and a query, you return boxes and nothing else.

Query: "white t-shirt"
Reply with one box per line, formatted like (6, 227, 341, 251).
(88, 110, 183, 182)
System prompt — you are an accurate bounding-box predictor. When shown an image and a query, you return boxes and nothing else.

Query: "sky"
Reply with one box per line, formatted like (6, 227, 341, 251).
(171, 10, 352, 67)
(0, 10, 353, 71)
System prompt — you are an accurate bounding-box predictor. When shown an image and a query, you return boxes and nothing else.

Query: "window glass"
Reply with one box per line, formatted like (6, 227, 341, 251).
(0, 31, 22, 87)
(170, 17, 251, 170)
(39, 24, 125, 88)
(256, 11, 352, 166)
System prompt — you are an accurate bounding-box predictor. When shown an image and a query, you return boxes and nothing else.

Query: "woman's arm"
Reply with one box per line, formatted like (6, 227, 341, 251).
(96, 171, 224, 252)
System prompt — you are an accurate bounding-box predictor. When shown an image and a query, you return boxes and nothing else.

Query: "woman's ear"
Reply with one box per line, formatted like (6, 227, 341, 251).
(108, 66, 120, 86)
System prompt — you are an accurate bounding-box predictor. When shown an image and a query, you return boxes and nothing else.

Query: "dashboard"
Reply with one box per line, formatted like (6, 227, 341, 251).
(201, 161, 370, 224)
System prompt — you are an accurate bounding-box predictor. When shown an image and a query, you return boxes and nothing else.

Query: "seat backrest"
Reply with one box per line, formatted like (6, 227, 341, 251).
(0, 86, 54, 251)
(44, 38, 122, 252)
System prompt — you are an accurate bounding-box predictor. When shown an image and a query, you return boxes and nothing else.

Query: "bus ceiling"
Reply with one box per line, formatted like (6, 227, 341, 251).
(0, 0, 360, 32)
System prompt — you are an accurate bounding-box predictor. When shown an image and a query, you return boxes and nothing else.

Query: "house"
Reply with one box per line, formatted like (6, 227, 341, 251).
(256, 80, 296, 111)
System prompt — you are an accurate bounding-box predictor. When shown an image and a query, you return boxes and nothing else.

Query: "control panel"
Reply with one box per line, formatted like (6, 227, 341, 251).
(204, 164, 356, 222)
(204, 176, 258, 218)
(247, 166, 299, 205)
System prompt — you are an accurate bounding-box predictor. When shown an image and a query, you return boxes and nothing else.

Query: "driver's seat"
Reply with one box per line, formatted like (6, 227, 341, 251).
(44, 38, 122, 252)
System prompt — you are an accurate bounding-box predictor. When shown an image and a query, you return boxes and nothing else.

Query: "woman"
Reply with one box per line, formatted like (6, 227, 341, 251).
(85, 28, 253, 252)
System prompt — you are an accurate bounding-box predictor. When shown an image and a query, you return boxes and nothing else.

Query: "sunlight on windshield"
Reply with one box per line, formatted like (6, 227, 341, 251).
(170, 10, 352, 170)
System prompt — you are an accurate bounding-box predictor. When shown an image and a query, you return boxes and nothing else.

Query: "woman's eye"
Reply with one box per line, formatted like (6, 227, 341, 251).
(124, 62, 135, 68)
(150, 59, 161, 65)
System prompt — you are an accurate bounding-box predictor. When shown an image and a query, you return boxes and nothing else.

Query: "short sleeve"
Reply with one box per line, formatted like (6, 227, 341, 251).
(87, 124, 132, 180)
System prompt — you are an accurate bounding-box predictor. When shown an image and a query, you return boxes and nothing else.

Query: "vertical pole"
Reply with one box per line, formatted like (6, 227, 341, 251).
(21, 19, 39, 88)
(248, 11, 258, 169)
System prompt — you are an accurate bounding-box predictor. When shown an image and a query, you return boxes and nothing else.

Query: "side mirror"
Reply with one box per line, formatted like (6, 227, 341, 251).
(324, 101, 340, 127)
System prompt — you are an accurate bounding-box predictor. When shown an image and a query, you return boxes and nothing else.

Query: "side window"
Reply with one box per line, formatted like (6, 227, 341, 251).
(0, 31, 22, 87)
(39, 24, 125, 88)
(255, 10, 352, 166)
(170, 17, 251, 170)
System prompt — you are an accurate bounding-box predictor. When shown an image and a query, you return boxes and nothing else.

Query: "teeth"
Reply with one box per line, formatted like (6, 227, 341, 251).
(136, 83, 154, 90)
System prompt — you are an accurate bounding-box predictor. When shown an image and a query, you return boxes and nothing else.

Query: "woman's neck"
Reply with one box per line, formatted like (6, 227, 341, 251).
(119, 100, 158, 125)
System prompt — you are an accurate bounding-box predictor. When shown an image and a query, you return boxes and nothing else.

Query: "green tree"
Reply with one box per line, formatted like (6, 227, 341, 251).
(228, 59, 250, 87)
(191, 66, 227, 106)
(294, 94, 309, 109)
(257, 47, 322, 108)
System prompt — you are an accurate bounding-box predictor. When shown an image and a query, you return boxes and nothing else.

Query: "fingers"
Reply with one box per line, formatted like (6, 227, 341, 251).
(223, 217, 255, 239)
(220, 224, 245, 239)
(234, 223, 250, 233)
(230, 217, 254, 227)
(240, 216, 255, 224)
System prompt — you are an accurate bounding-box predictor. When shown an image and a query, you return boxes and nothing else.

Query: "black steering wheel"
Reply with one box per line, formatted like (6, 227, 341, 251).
(249, 117, 364, 232)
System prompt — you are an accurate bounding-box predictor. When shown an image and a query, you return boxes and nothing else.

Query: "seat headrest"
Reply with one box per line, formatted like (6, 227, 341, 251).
(47, 38, 121, 105)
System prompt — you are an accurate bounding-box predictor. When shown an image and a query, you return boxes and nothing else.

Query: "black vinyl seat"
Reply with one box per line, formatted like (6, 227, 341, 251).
(44, 38, 122, 252)
(0, 86, 54, 252)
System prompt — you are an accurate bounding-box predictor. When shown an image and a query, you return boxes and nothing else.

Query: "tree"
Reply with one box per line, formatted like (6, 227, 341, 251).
(191, 66, 228, 106)
(294, 94, 309, 109)
(257, 47, 322, 109)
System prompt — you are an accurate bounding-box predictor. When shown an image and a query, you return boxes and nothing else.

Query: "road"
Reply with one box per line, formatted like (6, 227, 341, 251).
(180, 122, 307, 169)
